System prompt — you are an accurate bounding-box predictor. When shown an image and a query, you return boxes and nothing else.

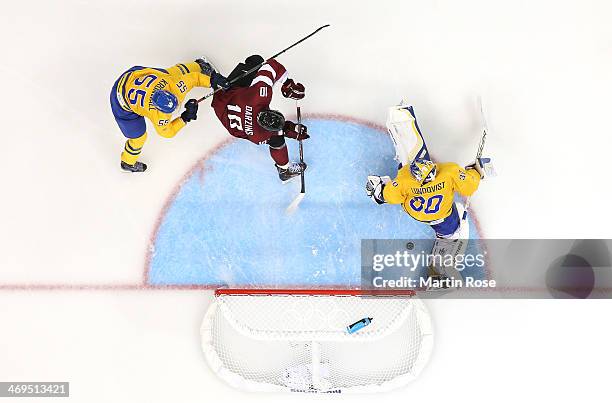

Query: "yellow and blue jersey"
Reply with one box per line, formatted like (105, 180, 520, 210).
(113, 62, 212, 138)
(383, 162, 480, 223)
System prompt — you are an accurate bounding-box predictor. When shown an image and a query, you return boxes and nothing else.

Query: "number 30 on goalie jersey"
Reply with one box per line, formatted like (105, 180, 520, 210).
(383, 162, 481, 223)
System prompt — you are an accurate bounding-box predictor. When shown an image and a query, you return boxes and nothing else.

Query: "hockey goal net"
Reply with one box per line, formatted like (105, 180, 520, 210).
(201, 288, 433, 393)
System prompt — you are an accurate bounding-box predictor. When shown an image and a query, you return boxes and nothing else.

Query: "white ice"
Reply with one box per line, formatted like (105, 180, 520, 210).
(1, 0, 612, 401)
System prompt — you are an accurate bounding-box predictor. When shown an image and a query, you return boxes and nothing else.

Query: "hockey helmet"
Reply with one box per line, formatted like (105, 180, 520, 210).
(257, 109, 285, 132)
(410, 158, 437, 185)
(151, 90, 178, 114)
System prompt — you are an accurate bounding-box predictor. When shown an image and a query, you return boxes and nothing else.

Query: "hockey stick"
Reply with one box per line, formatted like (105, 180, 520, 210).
(197, 24, 330, 104)
(297, 105, 305, 194)
(462, 96, 488, 220)
(285, 102, 306, 214)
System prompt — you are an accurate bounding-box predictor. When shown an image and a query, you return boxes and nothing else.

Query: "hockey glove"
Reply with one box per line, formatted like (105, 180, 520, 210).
(181, 99, 198, 123)
(210, 71, 230, 91)
(465, 157, 494, 179)
(366, 175, 390, 204)
(195, 58, 215, 75)
(283, 121, 309, 140)
(281, 78, 305, 100)
(196, 58, 230, 90)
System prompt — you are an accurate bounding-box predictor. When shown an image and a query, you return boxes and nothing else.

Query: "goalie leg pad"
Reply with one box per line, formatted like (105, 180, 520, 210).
(429, 203, 470, 280)
(386, 103, 431, 167)
(430, 237, 468, 281)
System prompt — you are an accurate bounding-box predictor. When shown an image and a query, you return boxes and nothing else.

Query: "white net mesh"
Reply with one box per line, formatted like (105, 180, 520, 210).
(201, 291, 433, 393)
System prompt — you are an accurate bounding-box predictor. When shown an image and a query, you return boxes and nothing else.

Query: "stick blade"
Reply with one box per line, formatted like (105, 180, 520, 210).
(477, 95, 489, 133)
(285, 193, 305, 215)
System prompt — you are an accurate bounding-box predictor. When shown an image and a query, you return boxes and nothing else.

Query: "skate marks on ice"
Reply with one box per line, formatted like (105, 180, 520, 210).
(147, 117, 484, 287)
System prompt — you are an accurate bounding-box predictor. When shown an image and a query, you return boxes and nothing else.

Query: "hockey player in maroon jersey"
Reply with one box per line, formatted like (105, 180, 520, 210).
(211, 55, 309, 182)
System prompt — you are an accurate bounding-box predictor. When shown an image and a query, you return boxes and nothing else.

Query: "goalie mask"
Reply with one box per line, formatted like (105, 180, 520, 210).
(410, 158, 437, 185)
(257, 109, 285, 132)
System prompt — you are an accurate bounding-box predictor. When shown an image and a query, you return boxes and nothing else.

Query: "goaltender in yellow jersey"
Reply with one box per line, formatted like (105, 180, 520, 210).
(367, 102, 492, 285)
(110, 58, 229, 172)
(384, 162, 480, 223)
(367, 157, 491, 285)
(367, 158, 490, 239)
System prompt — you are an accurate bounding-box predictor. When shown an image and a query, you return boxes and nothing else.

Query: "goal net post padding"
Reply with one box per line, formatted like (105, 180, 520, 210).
(201, 289, 434, 393)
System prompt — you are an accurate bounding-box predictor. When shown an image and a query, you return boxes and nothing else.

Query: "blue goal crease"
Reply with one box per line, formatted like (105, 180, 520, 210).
(147, 119, 485, 287)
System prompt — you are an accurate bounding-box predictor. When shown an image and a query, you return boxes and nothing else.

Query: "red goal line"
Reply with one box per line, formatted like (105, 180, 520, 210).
(214, 288, 416, 297)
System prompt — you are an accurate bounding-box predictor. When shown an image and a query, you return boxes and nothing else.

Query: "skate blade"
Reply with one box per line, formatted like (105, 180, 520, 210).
(280, 175, 301, 184)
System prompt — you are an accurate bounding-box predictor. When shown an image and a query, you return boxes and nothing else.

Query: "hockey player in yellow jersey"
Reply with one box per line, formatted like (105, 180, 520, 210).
(387, 160, 480, 224)
(110, 58, 229, 172)
(367, 102, 493, 287)
(366, 158, 490, 238)
(366, 102, 492, 239)
(366, 158, 488, 238)
(366, 157, 491, 288)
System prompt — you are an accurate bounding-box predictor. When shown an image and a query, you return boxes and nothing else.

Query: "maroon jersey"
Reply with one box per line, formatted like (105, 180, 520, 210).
(212, 59, 288, 144)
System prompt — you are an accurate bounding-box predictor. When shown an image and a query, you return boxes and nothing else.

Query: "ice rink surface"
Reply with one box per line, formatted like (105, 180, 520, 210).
(148, 117, 484, 287)
(1, 0, 612, 401)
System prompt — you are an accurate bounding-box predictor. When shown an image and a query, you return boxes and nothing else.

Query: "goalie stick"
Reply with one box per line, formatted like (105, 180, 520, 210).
(196, 24, 330, 104)
(462, 96, 488, 220)
(285, 102, 306, 214)
(425, 98, 489, 291)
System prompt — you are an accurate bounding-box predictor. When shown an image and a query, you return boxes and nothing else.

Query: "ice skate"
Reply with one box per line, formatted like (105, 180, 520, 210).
(121, 161, 147, 173)
(277, 162, 307, 182)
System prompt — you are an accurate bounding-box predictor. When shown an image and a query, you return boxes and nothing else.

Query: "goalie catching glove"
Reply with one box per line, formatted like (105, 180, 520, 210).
(281, 78, 305, 100)
(366, 175, 391, 204)
(465, 157, 494, 179)
(283, 121, 309, 140)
